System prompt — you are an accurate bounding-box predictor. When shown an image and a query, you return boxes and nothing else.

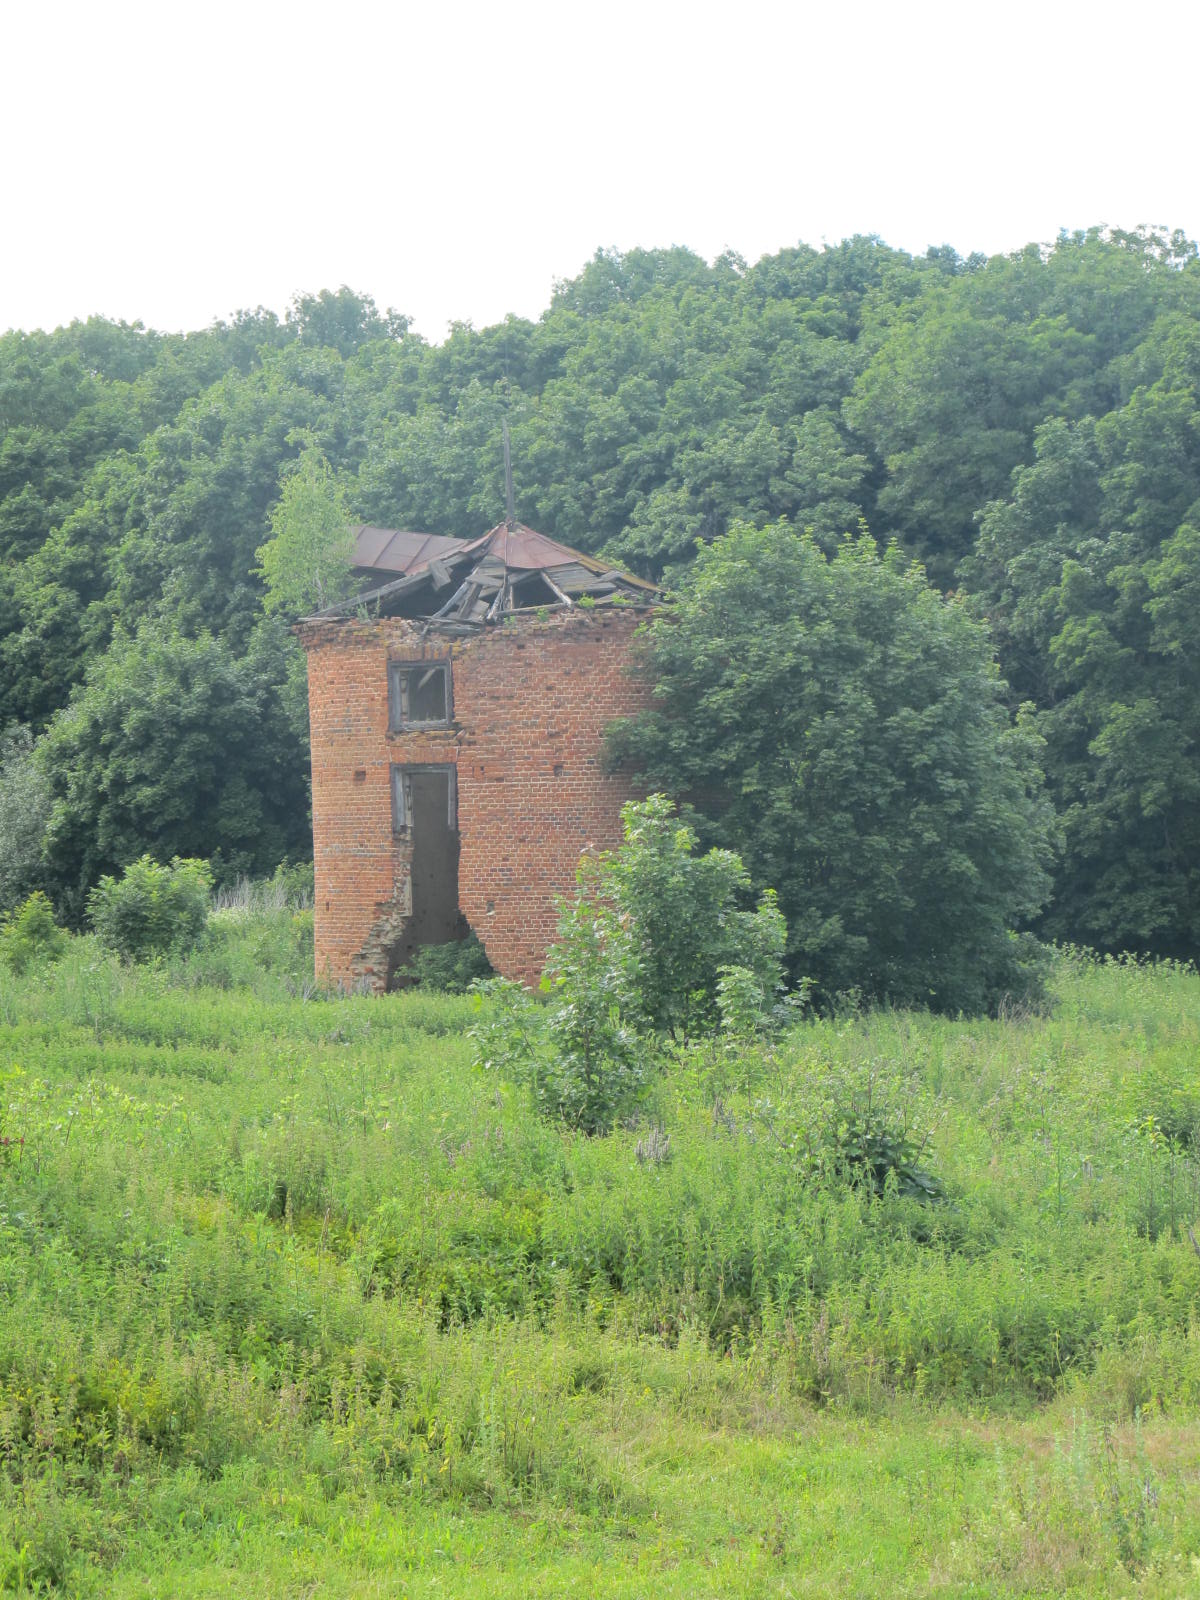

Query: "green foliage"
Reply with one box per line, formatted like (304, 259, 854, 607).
(87, 855, 213, 961)
(0, 889, 68, 974)
(3, 229, 1200, 958)
(471, 891, 648, 1136)
(406, 932, 495, 993)
(286, 285, 409, 355)
(715, 962, 788, 1039)
(967, 320, 1200, 957)
(0, 722, 50, 912)
(537, 879, 649, 1134)
(610, 524, 1056, 1014)
(0, 953, 1197, 1587)
(174, 904, 316, 995)
(829, 1111, 946, 1202)
(469, 975, 547, 1082)
(255, 442, 356, 616)
(790, 1053, 947, 1203)
(266, 857, 316, 906)
(37, 621, 309, 918)
(603, 795, 787, 1039)
(473, 801, 787, 1132)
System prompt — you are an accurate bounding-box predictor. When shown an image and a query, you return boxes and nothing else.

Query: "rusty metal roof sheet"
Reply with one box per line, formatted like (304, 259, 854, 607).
(351, 526, 466, 574)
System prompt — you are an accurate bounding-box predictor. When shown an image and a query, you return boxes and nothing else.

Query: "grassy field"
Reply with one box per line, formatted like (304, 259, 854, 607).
(1, 935, 1198, 1595)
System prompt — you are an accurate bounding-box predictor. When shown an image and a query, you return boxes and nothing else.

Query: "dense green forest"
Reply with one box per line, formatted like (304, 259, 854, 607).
(2, 228, 1198, 959)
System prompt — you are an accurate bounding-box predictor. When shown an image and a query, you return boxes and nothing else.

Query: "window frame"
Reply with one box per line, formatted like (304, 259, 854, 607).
(388, 659, 452, 732)
(391, 763, 458, 834)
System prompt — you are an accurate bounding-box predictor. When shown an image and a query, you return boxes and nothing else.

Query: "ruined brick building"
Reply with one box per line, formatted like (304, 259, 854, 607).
(296, 522, 657, 991)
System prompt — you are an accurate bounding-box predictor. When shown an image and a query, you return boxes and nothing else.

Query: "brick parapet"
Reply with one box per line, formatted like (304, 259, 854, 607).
(301, 609, 654, 990)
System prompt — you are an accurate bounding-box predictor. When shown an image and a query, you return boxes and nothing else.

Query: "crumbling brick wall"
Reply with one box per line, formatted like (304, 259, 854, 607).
(298, 610, 653, 990)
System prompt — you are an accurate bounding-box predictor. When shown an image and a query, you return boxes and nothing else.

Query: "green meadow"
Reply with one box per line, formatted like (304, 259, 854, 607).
(1, 934, 1199, 1596)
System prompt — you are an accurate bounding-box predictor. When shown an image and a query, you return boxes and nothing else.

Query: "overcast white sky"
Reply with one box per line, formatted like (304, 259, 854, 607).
(3, 0, 1196, 341)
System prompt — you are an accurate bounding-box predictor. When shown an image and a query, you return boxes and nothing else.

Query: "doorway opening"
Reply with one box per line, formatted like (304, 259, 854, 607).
(387, 763, 467, 984)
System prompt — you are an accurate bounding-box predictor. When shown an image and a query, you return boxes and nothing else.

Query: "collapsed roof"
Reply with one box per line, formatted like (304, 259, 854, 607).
(315, 522, 657, 633)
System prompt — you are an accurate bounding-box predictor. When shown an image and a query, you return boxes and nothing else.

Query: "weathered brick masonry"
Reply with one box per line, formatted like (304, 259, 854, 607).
(298, 609, 653, 990)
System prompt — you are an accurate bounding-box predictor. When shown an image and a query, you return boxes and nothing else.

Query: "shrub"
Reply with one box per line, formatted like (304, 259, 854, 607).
(538, 883, 649, 1133)
(784, 1051, 947, 1205)
(268, 858, 315, 908)
(471, 894, 649, 1137)
(0, 890, 69, 975)
(87, 855, 213, 962)
(470, 976, 548, 1082)
(407, 932, 495, 993)
(211, 861, 315, 915)
(35, 623, 310, 924)
(171, 906, 315, 994)
(471, 800, 789, 1134)
(603, 795, 787, 1039)
(828, 1109, 947, 1202)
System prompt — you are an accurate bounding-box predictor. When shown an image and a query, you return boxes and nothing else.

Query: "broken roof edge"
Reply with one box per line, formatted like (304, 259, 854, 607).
(296, 591, 657, 632)
(292, 597, 656, 651)
(303, 519, 659, 628)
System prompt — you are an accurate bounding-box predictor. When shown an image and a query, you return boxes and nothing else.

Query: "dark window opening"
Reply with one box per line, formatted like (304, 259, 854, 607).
(389, 660, 451, 731)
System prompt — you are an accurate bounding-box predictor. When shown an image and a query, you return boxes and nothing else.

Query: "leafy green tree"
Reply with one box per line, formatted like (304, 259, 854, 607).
(967, 321, 1200, 955)
(287, 287, 408, 357)
(0, 724, 51, 912)
(4, 231, 1200, 959)
(0, 452, 142, 729)
(609, 523, 1056, 1013)
(845, 293, 1091, 578)
(255, 444, 355, 616)
(471, 882, 646, 1136)
(785, 408, 870, 547)
(37, 623, 309, 920)
(355, 381, 518, 538)
(105, 348, 348, 642)
(472, 796, 787, 1131)
(537, 879, 648, 1134)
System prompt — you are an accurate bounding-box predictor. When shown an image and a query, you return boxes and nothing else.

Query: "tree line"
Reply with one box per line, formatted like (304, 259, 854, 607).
(1, 229, 1197, 978)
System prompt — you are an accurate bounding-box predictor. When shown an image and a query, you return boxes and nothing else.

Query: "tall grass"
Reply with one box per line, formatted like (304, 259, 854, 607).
(0, 935, 1198, 1592)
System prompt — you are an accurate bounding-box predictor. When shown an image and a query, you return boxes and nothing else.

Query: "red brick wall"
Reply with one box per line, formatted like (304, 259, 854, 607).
(298, 610, 654, 990)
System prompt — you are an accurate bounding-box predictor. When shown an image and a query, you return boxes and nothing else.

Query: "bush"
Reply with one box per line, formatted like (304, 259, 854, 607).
(36, 623, 310, 923)
(603, 795, 787, 1039)
(0, 890, 69, 975)
(538, 884, 649, 1133)
(471, 897, 649, 1138)
(780, 1051, 947, 1205)
(407, 932, 494, 993)
(87, 855, 214, 962)
(211, 862, 315, 915)
(471, 799, 789, 1134)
